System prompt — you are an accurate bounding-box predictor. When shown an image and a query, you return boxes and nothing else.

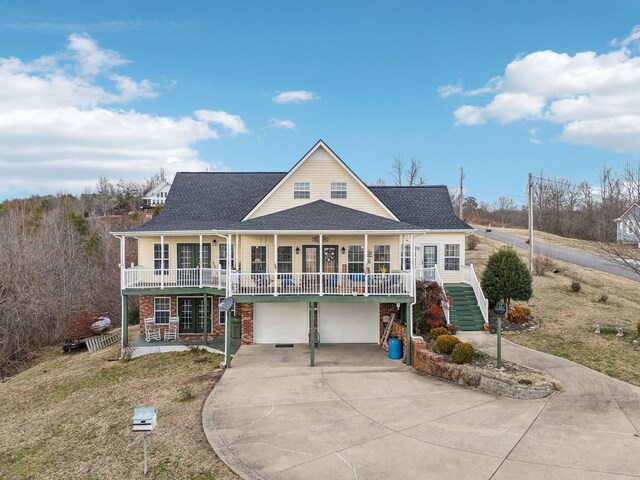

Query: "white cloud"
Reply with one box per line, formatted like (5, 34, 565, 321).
(528, 127, 542, 144)
(443, 26, 640, 152)
(267, 118, 296, 130)
(272, 90, 319, 103)
(67, 33, 127, 76)
(194, 110, 248, 135)
(0, 34, 243, 197)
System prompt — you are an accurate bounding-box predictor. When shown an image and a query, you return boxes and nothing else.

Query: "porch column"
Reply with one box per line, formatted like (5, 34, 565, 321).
(120, 235, 125, 290)
(121, 294, 128, 353)
(203, 293, 208, 346)
(225, 234, 232, 369)
(160, 234, 165, 289)
(274, 234, 278, 296)
(199, 234, 203, 288)
(309, 302, 316, 367)
(364, 233, 369, 296)
(403, 302, 411, 366)
(319, 233, 323, 295)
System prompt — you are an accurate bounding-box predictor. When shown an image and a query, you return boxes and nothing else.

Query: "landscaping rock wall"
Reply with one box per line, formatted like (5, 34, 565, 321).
(386, 320, 554, 400)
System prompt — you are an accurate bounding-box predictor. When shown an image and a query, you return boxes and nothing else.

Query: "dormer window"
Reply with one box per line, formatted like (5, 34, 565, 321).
(331, 181, 347, 199)
(294, 182, 310, 199)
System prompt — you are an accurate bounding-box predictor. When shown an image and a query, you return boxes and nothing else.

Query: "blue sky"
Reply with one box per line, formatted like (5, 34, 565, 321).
(2, 1, 640, 204)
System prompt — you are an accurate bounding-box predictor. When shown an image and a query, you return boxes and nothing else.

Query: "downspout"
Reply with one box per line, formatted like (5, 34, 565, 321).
(406, 234, 420, 367)
(225, 234, 232, 368)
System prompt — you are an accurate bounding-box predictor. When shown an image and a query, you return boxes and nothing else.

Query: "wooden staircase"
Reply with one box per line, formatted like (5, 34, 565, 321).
(445, 284, 485, 331)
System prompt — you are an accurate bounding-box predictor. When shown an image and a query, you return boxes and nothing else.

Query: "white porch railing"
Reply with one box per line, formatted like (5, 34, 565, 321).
(229, 272, 413, 296)
(462, 264, 489, 323)
(123, 267, 228, 290)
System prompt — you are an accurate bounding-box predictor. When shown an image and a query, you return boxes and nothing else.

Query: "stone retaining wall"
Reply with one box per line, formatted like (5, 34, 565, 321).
(387, 321, 554, 399)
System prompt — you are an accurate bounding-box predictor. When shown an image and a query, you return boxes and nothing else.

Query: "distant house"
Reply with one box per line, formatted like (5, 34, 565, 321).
(142, 180, 171, 208)
(614, 203, 640, 244)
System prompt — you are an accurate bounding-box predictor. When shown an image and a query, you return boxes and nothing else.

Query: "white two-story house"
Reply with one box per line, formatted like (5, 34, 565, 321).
(114, 141, 484, 366)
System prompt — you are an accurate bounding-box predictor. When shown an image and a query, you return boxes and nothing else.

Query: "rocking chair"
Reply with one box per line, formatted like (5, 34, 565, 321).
(144, 317, 161, 342)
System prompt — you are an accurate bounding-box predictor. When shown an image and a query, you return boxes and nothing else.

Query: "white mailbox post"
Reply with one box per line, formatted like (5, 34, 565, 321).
(132, 407, 157, 475)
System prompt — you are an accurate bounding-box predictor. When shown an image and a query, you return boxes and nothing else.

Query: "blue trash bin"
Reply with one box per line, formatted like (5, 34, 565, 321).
(388, 337, 403, 360)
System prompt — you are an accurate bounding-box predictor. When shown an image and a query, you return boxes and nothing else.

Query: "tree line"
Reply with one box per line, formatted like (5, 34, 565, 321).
(462, 162, 640, 242)
(0, 171, 165, 377)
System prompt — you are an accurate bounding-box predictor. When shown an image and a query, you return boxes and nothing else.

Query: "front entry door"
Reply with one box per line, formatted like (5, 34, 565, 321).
(302, 245, 339, 291)
(177, 297, 211, 334)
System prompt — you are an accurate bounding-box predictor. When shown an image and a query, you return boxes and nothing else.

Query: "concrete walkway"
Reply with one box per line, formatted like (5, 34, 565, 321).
(203, 342, 640, 480)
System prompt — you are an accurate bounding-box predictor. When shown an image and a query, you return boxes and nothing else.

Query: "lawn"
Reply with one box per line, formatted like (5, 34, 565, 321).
(0, 339, 238, 480)
(466, 237, 640, 387)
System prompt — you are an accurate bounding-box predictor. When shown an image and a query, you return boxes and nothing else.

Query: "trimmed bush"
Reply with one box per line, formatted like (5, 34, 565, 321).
(451, 342, 475, 364)
(571, 281, 581, 292)
(435, 334, 461, 354)
(506, 305, 531, 324)
(429, 326, 449, 341)
(481, 248, 533, 309)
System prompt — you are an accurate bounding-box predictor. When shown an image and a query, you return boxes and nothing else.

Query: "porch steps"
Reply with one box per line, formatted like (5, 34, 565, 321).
(444, 284, 485, 331)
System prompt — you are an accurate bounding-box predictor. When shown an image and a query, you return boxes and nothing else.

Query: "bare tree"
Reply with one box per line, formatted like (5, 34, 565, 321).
(389, 153, 405, 186)
(406, 157, 425, 186)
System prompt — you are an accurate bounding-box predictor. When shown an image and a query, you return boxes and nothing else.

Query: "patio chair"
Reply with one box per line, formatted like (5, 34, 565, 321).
(164, 316, 179, 341)
(144, 317, 161, 342)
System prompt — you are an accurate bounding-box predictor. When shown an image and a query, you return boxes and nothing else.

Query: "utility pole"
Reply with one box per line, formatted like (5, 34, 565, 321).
(528, 173, 534, 273)
(459, 167, 464, 219)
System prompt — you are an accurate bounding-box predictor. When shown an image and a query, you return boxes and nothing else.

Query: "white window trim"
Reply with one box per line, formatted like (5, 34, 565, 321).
(293, 181, 311, 199)
(154, 297, 171, 324)
(347, 245, 365, 273)
(373, 244, 390, 273)
(422, 244, 438, 269)
(277, 245, 293, 273)
(153, 243, 169, 274)
(444, 243, 461, 271)
(330, 181, 348, 199)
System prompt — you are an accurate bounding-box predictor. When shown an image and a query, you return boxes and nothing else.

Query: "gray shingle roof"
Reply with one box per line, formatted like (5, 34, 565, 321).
(370, 186, 473, 230)
(128, 172, 286, 232)
(121, 173, 472, 233)
(226, 200, 421, 231)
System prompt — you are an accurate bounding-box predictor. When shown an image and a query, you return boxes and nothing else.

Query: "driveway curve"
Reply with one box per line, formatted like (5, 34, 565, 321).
(203, 343, 640, 480)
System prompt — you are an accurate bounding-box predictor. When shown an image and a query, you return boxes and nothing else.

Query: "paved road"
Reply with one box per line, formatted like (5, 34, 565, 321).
(203, 344, 640, 480)
(475, 225, 640, 282)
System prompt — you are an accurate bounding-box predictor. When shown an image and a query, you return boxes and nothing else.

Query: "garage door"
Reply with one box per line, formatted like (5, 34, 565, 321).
(254, 303, 309, 344)
(319, 303, 379, 343)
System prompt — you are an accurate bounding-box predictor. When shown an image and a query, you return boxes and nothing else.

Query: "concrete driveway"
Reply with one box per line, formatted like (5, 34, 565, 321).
(203, 343, 640, 480)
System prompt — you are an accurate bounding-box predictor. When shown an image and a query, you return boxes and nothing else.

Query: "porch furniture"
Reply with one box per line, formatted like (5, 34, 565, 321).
(164, 317, 179, 341)
(144, 318, 161, 342)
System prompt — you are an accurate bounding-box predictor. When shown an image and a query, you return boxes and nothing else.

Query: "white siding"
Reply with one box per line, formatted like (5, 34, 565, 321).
(413, 232, 467, 283)
(248, 145, 394, 220)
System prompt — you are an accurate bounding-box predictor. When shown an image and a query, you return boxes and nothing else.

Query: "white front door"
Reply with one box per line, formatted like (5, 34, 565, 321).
(319, 303, 379, 343)
(254, 302, 309, 344)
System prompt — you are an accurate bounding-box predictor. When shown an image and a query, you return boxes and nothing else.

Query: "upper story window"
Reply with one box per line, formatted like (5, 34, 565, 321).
(294, 182, 310, 199)
(331, 182, 347, 199)
(251, 246, 267, 273)
(444, 244, 460, 271)
(153, 243, 169, 274)
(373, 245, 390, 273)
(402, 244, 412, 270)
(347, 245, 365, 273)
(277, 246, 293, 273)
(219, 243, 235, 270)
